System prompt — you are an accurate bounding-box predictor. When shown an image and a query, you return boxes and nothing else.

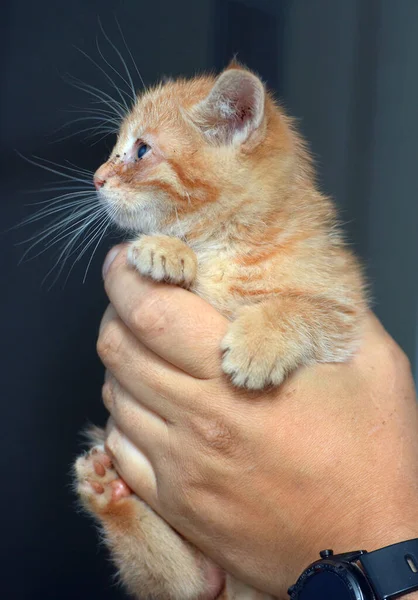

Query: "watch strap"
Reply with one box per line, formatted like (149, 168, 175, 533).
(360, 538, 418, 599)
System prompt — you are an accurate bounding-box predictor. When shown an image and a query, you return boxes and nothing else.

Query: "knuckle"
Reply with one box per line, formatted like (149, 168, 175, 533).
(190, 414, 239, 456)
(390, 337, 411, 365)
(130, 290, 169, 339)
(381, 335, 403, 365)
(104, 249, 127, 287)
(97, 321, 125, 369)
(102, 380, 115, 411)
(374, 334, 412, 382)
(391, 341, 413, 377)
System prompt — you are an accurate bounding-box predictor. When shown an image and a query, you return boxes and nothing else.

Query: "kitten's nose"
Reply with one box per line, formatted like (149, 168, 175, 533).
(94, 176, 106, 191)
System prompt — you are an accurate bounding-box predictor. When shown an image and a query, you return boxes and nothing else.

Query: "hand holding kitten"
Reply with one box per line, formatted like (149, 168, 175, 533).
(99, 246, 418, 599)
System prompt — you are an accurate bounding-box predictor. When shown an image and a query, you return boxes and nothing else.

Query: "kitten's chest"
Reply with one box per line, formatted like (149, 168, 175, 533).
(191, 250, 244, 318)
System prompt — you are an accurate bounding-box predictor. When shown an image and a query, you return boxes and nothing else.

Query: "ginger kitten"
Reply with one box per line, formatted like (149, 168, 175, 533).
(74, 63, 366, 600)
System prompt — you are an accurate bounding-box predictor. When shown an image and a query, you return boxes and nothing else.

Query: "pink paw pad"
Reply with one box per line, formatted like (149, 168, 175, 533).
(93, 460, 106, 477)
(76, 445, 132, 506)
(110, 478, 132, 501)
(90, 481, 105, 494)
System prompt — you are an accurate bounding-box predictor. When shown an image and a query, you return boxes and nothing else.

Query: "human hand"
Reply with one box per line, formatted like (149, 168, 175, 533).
(98, 246, 418, 598)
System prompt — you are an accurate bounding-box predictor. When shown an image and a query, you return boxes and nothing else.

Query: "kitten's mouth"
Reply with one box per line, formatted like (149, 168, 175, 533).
(99, 192, 165, 235)
(100, 201, 142, 233)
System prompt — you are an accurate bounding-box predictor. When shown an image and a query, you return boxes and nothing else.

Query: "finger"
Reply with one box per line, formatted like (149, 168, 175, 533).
(103, 373, 170, 463)
(98, 306, 204, 419)
(105, 420, 160, 511)
(103, 247, 228, 379)
(99, 303, 118, 332)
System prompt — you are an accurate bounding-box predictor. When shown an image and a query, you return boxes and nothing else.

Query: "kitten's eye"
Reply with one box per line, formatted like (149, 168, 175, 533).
(137, 143, 150, 159)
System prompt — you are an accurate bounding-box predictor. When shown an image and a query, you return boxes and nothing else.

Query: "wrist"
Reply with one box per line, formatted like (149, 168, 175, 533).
(288, 541, 418, 600)
(285, 496, 418, 599)
(321, 479, 418, 557)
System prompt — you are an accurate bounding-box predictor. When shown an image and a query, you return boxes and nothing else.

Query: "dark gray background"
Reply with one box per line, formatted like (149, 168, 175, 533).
(1, 1, 417, 598)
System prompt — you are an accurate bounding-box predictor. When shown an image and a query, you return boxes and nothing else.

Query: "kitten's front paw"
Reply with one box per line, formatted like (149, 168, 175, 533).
(221, 306, 291, 390)
(128, 235, 197, 287)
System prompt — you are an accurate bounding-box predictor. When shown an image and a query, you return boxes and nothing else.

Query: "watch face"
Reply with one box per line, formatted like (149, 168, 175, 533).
(297, 571, 359, 599)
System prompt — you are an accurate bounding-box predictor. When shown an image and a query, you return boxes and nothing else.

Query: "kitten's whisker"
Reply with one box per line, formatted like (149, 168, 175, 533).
(88, 129, 118, 146)
(35, 156, 95, 180)
(64, 160, 94, 177)
(82, 126, 118, 137)
(71, 213, 109, 269)
(54, 115, 120, 133)
(72, 212, 109, 263)
(65, 106, 119, 119)
(67, 113, 120, 126)
(115, 16, 146, 92)
(95, 30, 135, 103)
(20, 205, 97, 230)
(17, 152, 92, 185)
(55, 211, 109, 288)
(5, 195, 90, 236)
(43, 208, 108, 288)
(21, 197, 98, 224)
(61, 209, 112, 286)
(63, 106, 122, 128)
(54, 125, 117, 143)
(50, 208, 107, 288)
(74, 46, 131, 113)
(16, 207, 91, 246)
(18, 204, 101, 256)
(23, 178, 92, 191)
(65, 74, 126, 113)
(98, 18, 137, 101)
(32, 208, 106, 263)
(22, 188, 88, 199)
(83, 219, 112, 283)
(16, 201, 97, 246)
(20, 190, 93, 209)
(88, 97, 125, 112)
(64, 74, 125, 119)
(35, 185, 93, 194)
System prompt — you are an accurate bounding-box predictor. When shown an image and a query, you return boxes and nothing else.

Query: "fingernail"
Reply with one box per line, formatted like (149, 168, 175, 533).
(102, 246, 121, 279)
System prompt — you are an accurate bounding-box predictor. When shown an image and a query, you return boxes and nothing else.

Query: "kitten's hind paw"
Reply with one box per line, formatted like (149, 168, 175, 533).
(75, 446, 132, 512)
(74, 446, 226, 600)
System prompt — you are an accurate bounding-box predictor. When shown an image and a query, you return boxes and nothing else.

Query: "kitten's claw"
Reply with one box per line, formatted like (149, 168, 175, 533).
(128, 235, 197, 287)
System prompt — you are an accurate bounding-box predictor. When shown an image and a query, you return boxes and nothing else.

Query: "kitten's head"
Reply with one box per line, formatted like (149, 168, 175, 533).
(94, 63, 296, 237)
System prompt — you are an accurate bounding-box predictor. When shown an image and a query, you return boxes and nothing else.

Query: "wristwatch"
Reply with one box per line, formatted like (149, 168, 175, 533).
(287, 539, 418, 599)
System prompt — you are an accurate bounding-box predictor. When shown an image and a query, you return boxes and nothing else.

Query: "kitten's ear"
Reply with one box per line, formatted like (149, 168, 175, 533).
(193, 69, 265, 145)
(225, 57, 242, 71)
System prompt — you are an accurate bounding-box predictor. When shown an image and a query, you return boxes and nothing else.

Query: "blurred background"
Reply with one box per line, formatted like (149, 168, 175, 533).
(1, 0, 417, 598)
